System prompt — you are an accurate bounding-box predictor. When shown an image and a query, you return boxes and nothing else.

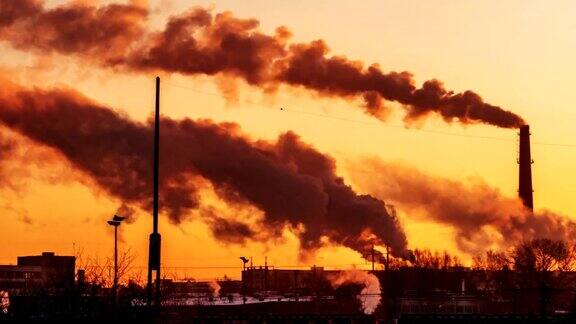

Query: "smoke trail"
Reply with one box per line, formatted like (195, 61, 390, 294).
(0, 1, 524, 128)
(330, 270, 381, 314)
(348, 158, 576, 255)
(0, 0, 147, 58)
(0, 132, 16, 185)
(115, 202, 137, 224)
(0, 80, 407, 258)
(201, 206, 259, 245)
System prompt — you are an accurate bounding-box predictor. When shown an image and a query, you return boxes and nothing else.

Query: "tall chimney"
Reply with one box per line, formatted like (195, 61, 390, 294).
(518, 125, 533, 210)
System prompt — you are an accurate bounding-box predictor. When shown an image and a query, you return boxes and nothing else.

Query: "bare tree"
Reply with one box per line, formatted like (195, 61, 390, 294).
(76, 247, 138, 289)
(473, 250, 511, 271)
(411, 249, 461, 269)
(512, 239, 569, 272)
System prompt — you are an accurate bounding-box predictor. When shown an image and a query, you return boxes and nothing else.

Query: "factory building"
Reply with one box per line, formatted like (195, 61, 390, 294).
(242, 266, 337, 295)
(0, 252, 75, 293)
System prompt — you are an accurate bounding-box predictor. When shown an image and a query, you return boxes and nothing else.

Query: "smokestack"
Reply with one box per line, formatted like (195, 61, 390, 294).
(518, 125, 534, 210)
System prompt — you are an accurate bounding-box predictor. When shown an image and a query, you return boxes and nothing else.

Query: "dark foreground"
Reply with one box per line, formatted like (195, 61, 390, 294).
(3, 302, 576, 324)
(3, 314, 576, 324)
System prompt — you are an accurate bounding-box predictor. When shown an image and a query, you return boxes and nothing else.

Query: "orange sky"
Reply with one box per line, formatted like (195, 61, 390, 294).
(1, 0, 576, 280)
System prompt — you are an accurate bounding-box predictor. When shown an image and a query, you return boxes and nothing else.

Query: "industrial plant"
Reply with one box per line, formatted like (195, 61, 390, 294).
(2, 107, 575, 323)
(1, 1, 575, 323)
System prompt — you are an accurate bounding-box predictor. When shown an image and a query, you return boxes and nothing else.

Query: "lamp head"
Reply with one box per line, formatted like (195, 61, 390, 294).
(107, 220, 121, 227)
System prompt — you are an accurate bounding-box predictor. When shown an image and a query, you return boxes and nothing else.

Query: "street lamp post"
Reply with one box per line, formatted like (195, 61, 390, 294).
(240, 257, 249, 305)
(108, 214, 126, 312)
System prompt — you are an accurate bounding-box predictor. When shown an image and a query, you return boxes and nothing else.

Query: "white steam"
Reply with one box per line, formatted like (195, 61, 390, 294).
(208, 280, 221, 297)
(330, 270, 381, 314)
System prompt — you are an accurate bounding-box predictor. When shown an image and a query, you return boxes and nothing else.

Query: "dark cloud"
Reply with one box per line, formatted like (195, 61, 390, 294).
(0, 81, 408, 258)
(0, 1, 524, 128)
(0, 0, 147, 58)
(349, 159, 576, 255)
(0, 129, 18, 186)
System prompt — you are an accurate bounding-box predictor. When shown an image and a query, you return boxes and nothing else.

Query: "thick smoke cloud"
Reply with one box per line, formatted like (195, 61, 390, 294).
(0, 0, 524, 128)
(0, 0, 147, 58)
(201, 207, 259, 245)
(0, 81, 407, 258)
(0, 131, 16, 184)
(276, 42, 523, 128)
(349, 159, 576, 255)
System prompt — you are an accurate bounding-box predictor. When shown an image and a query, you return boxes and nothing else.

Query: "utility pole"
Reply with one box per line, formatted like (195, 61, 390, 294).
(147, 76, 162, 308)
(114, 224, 118, 301)
(250, 257, 254, 298)
(264, 256, 268, 291)
(240, 257, 249, 305)
(107, 215, 125, 313)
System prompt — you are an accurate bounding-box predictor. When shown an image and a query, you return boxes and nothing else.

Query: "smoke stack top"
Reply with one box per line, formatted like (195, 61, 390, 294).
(518, 125, 534, 210)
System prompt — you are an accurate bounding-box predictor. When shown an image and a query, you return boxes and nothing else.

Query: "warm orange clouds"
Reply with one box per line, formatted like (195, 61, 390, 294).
(0, 0, 524, 128)
(0, 79, 407, 259)
(0, 0, 147, 58)
(348, 158, 576, 255)
(0, 132, 16, 184)
(3, 1, 574, 273)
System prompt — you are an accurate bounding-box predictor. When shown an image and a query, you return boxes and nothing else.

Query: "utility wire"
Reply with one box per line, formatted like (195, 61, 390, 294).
(162, 81, 576, 148)
(83, 263, 373, 270)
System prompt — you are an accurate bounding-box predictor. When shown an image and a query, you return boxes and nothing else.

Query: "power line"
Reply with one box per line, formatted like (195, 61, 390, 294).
(162, 81, 576, 148)
(82, 263, 373, 270)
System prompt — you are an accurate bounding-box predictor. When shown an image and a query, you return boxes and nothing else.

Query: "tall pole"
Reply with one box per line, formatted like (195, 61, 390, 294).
(108, 217, 123, 313)
(147, 76, 162, 308)
(113, 225, 118, 306)
(242, 262, 246, 305)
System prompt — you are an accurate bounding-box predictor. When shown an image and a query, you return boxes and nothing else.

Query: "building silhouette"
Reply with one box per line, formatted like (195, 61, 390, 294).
(0, 252, 75, 293)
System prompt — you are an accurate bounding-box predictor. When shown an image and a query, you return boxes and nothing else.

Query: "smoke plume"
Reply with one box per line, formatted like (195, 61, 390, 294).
(115, 202, 137, 224)
(330, 270, 381, 314)
(208, 280, 221, 297)
(0, 132, 16, 184)
(0, 80, 407, 258)
(0, 1, 524, 128)
(0, 0, 147, 59)
(348, 159, 576, 255)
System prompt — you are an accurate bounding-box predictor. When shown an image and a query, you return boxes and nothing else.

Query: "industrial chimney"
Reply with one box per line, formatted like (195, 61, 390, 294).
(518, 125, 533, 210)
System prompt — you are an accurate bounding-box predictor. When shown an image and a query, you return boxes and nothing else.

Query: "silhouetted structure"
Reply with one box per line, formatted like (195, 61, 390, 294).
(0, 265, 42, 291)
(378, 268, 576, 321)
(16, 252, 75, 290)
(518, 125, 534, 210)
(147, 76, 162, 307)
(238, 265, 576, 321)
(242, 266, 335, 295)
(0, 252, 77, 318)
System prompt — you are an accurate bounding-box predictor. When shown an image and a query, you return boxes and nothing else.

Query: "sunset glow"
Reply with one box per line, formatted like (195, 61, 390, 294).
(2, 0, 576, 282)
